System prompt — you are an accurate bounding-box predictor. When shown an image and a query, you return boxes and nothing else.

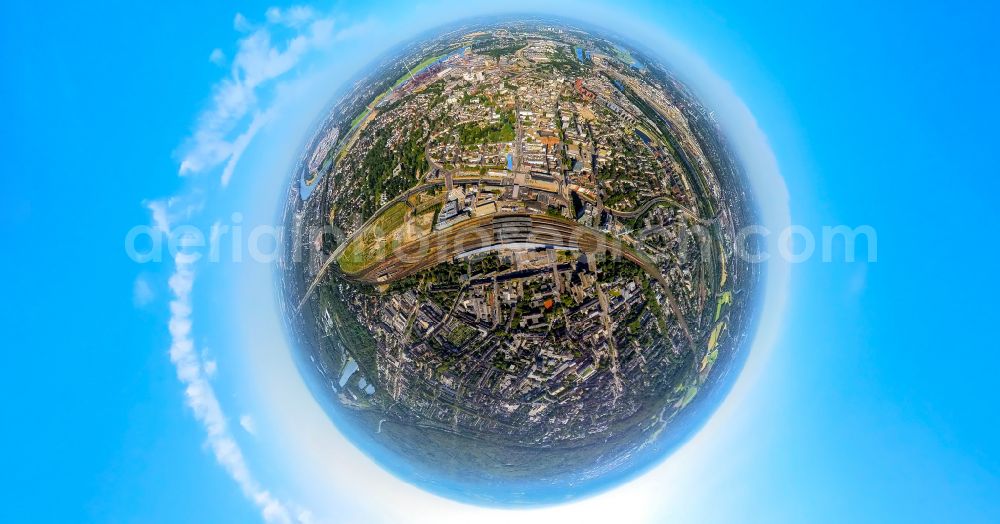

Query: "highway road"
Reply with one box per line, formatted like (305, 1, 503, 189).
(605, 195, 715, 225)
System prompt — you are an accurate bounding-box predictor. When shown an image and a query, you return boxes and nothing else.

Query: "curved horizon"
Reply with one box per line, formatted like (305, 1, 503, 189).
(211, 7, 791, 521)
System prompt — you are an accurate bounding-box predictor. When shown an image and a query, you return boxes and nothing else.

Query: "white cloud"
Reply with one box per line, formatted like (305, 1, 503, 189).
(163, 244, 297, 524)
(142, 7, 386, 520)
(203, 357, 218, 378)
(234, 13, 254, 33)
(210, 48, 226, 66)
(145, 195, 205, 233)
(221, 108, 274, 187)
(146, 199, 171, 234)
(139, 5, 418, 522)
(133, 275, 155, 307)
(240, 414, 258, 436)
(146, 193, 298, 522)
(265, 6, 316, 28)
(209, 220, 225, 261)
(177, 8, 355, 187)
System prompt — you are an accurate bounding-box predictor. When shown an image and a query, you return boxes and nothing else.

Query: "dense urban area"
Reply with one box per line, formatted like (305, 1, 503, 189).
(278, 18, 762, 502)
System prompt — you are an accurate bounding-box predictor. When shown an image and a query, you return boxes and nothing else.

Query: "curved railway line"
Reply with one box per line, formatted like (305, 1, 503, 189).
(296, 212, 696, 348)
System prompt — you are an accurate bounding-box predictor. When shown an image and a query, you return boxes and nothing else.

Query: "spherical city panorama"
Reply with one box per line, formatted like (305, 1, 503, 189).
(278, 17, 763, 506)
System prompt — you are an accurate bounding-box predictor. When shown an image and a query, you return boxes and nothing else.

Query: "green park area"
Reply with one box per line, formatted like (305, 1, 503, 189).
(457, 111, 515, 145)
(707, 321, 727, 351)
(715, 291, 732, 321)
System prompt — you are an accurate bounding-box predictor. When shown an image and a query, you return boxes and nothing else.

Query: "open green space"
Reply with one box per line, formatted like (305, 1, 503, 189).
(393, 53, 446, 88)
(677, 384, 698, 409)
(446, 324, 477, 347)
(456, 111, 515, 145)
(714, 291, 732, 321)
(349, 108, 371, 129)
(707, 321, 726, 351)
(337, 201, 409, 274)
(613, 45, 636, 65)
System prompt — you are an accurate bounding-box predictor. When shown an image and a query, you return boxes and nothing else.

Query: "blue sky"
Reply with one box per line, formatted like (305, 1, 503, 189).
(1, 1, 999, 522)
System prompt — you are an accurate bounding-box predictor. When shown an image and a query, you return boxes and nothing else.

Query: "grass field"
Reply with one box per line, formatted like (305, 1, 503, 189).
(677, 384, 698, 409)
(613, 46, 636, 65)
(446, 324, 477, 347)
(708, 321, 727, 351)
(393, 54, 445, 89)
(715, 291, 732, 321)
(351, 53, 448, 124)
(349, 108, 371, 129)
(337, 202, 409, 274)
(718, 243, 728, 287)
(700, 349, 719, 373)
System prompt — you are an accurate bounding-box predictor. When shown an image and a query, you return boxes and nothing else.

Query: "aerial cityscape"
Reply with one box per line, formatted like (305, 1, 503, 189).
(9, 1, 996, 521)
(278, 17, 763, 505)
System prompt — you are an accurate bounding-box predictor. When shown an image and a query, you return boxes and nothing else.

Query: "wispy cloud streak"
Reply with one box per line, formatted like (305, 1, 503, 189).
(147, 6, 378, 522)
(176, 7, 339, 187)
(153, 207, 295, 524)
